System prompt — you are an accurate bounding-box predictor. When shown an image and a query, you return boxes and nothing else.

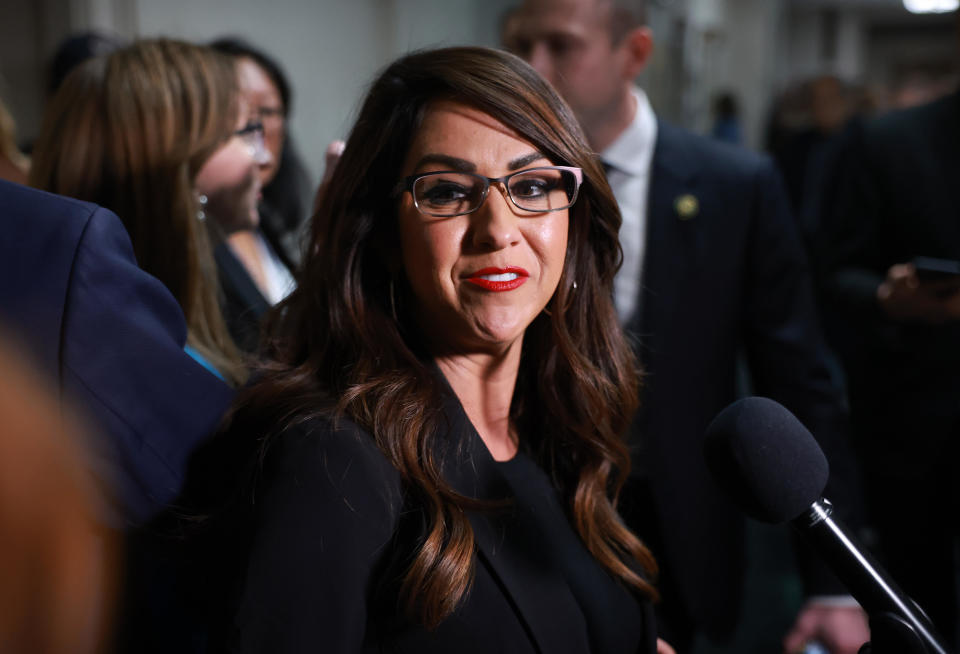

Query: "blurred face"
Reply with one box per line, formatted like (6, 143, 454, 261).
(508, 0, 633, 136)
(237, 57, 285, 185)
(195, 102, 268, 233)
(397, 101, 570, 355)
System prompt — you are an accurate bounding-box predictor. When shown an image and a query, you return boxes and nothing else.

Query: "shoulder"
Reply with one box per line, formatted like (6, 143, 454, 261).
(0, 182, 129, 379)
(0, 181, 103, 278)
(869, 89, 957, 136)
(0, 179, 100, 224)
(861, 90, 958, 158)
(655, 120, 776, 180)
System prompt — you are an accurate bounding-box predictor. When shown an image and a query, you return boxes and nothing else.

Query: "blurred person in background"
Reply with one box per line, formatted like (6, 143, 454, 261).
(209, 37, 303, 351)
(506, 0, 868, 651)
(210, 38, 312, 263)
(47, 31, 126, 96)
(709, 91, 742, 145)
(817, 70, 960, 648)
(0, 338, 118, 654)
(0, 174, 234, 526)
(29, 38, 258, 385)
(766, 76, 855, 226)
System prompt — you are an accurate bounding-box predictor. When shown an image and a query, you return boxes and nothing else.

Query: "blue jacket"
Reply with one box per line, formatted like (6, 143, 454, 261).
(0, 180, 234, 526)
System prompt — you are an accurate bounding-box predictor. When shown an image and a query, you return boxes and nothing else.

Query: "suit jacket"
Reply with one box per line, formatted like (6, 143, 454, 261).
(818, 88, 960, 475)
(221, 384, 656, 654)
(0, 180, 234, 525)
(621, 123, 858, 639)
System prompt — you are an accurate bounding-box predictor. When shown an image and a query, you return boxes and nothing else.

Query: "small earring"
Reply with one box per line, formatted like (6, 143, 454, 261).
(572, 280, 578, 290)
(197, 193, 208, 221)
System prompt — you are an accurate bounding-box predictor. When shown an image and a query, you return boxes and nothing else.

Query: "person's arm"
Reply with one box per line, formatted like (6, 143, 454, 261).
(740, 160, 869, 654)
(60, 206, 234, 526)
(233, 420, 402, 653)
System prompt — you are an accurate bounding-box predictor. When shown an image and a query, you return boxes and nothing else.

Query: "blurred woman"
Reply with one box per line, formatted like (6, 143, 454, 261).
(29, 39, 262, 385)
(211, 37, 312, 265)
(209, 38, 303, 352)
(202, 46, 660, 653)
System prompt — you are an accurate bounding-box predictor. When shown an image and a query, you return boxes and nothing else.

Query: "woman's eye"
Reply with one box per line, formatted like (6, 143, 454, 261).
(512, 178, 555, 199)
(422, 182, 470, 205)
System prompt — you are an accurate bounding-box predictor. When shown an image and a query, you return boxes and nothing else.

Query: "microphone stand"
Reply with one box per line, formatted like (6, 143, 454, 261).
(793, 498, 952, 654)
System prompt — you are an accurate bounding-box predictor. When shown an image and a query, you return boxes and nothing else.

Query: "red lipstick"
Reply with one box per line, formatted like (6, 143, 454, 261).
(465, 267, 529, 292)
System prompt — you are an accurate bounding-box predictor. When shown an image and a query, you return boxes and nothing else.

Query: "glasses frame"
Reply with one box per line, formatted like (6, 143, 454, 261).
(233, 120, 268, 161)
(398, 165, 584, 218)
(234, 119, 265, 141)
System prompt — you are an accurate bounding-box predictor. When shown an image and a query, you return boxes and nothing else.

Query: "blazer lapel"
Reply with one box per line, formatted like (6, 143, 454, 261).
(214, 242, 271, 316)
(638, 122, 705, 355)
(435, 385, 590, 654)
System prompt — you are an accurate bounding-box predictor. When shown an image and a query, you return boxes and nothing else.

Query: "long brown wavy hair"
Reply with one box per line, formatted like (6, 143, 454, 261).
(235, 45, 656, 626)
(29, 39, 245, 385)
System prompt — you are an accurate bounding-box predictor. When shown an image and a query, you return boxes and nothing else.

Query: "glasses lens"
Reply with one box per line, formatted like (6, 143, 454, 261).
(508, 168, 578, 212)
(413, 173, 484, 217)
(235, 121, 269, 163)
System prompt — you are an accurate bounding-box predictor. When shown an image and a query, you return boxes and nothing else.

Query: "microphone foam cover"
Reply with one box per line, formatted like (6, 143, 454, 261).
(703, 397, 829, 524)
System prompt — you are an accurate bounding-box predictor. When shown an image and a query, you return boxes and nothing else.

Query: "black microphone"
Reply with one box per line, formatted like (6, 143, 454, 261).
(703, 397, 952, 654)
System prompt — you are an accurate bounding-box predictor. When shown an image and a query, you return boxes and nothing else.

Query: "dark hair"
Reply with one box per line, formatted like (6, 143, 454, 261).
(233, 45, 656, 626)
(48, 31, 126, 94)
(210, 37, 292, 115)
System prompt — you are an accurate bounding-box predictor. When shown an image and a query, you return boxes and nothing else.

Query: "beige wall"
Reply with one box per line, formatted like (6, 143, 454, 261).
(1, 0, 514, 182)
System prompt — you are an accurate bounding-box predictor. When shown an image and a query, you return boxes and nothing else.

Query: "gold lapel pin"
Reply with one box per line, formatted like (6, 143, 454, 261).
(674, 194, 699, 220)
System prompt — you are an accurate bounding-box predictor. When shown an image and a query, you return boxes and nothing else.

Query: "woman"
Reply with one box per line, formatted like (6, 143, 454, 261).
(210, 46, 660, 653)
(29, 39, 262, 385)
(208, 37, 303, 352)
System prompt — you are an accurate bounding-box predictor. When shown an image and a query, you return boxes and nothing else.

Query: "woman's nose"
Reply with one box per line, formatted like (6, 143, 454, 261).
(249, 131, 271, 167)
(470, 183, 520, 250)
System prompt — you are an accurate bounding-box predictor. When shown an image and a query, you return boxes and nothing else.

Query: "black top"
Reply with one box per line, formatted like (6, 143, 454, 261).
(216, 391, 654, 654)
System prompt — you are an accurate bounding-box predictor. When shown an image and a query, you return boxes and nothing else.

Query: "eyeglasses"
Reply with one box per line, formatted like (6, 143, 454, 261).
(235, 119, 264, 142)
(398, 166, 583, 218)
(254, 106, 284, 124)
(234, 120, 269, 163)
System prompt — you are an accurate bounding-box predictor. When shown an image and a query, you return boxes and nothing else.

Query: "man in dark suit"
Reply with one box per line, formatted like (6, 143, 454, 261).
(506, 1, 867, 651)
(818, 87, 960, 647)
(0, 179, 234, 526)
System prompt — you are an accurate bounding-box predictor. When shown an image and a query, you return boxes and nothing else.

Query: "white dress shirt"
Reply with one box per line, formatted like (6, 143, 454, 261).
(602, 87, 658, 324)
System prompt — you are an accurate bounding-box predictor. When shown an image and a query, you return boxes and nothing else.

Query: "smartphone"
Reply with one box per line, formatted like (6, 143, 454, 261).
(912, 256, 960, 282)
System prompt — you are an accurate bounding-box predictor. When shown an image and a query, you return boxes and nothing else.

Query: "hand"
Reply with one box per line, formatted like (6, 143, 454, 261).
(876, 263, 960, 323)
(783, 601, 869, 654)
(656, 638, 677, 654)
(313, 139, 346, 214)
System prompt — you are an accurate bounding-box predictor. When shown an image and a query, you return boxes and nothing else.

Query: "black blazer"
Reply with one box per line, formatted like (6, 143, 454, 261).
(214, 241, 272, 354)
(221, 385, 656, 654)
(0, 180, 234, 525)
(622, 123, 859, 639)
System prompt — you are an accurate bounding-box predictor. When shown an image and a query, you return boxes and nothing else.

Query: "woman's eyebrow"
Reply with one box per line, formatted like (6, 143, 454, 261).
(507, 152, 547, 171)
(412, 154, 475, 172)
(412, 151, 548, 173)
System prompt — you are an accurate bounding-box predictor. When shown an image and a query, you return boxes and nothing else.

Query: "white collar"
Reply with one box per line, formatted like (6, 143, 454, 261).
(601, 87, 657, 177)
